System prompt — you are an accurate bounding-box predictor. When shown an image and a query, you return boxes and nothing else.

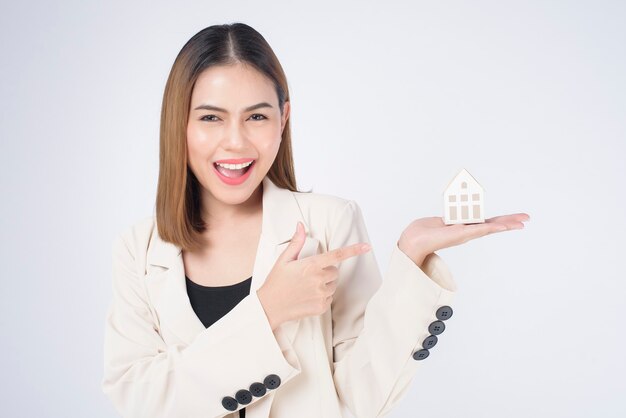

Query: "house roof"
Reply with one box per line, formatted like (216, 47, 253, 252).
(442, 168, 485, 194)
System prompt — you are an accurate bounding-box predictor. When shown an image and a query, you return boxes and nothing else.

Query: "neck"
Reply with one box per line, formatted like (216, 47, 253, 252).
(201, 183, 263, 229)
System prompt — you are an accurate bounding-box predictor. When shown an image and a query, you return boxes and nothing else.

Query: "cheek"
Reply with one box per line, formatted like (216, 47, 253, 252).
(186, 124, 211, 158)
(261, 123, 283, 146)
(187, 122, 205, 146)
(256, 134, 281, 157)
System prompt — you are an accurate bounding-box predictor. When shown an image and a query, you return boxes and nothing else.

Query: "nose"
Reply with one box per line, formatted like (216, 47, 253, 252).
(221, 120, 249, 150)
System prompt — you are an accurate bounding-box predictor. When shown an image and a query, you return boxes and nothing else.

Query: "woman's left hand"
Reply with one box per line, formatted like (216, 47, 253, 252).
(397, 213, 530, 267)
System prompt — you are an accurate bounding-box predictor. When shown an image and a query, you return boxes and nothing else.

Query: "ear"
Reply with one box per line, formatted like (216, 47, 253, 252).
(280, 101, 290, 134)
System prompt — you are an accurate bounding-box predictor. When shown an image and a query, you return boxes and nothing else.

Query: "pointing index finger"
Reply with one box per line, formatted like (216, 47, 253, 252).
(313, 243, 371, 267)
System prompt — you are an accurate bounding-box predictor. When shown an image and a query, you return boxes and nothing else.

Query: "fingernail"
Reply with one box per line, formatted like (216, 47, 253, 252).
(361, 244, 371, 251)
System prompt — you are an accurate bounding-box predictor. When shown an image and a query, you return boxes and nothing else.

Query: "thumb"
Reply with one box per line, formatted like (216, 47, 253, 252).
(278, 221, 307, 263)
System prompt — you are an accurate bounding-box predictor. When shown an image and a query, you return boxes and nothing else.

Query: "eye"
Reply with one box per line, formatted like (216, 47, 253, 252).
(199, 114, 267, 122)
(200, 115, 219, 122)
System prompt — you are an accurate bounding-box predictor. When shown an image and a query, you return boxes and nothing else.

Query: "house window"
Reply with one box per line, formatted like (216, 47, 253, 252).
(449, 195, 456, 202)
(449, 206, 457, 221)
(472, 193, 480, 201)
(461, 182, 467, 189)
(461, 194, 468, 202)
(473, 204, 481, 218)
(461, 205, 468, 219)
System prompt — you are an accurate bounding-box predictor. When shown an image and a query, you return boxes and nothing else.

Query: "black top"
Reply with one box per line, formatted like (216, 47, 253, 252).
(185, 275, 253, 418)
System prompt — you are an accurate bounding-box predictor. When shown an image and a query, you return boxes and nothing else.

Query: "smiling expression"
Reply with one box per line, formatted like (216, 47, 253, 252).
(186, 62, 290, 207)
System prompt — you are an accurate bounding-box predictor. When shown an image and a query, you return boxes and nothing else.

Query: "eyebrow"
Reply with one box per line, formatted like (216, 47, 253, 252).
(193, 102, 274, 113)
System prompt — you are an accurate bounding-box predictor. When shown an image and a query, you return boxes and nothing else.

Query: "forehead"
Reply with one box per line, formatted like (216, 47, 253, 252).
(190, 64, 276, 106)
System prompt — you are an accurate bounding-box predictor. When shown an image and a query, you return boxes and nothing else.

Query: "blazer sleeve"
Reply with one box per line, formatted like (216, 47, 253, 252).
(328, 200, 457, 418)
(101, 231, 302, 418)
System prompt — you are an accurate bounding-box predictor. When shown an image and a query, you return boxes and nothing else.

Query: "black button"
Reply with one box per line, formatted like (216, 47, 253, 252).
(413, 349, 430, 360)
(264, 374, 281, 390)
(436, 306, 453, 321)
(428, 320, 445, 335)
(221, 396, 238, 411)
(249, 382, 267, 397)
(422, 335, 438, 349)
(235, 389, 252, 405)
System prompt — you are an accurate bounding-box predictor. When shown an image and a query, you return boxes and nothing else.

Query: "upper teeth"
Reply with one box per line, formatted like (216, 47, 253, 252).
(215, 161, 254, 170)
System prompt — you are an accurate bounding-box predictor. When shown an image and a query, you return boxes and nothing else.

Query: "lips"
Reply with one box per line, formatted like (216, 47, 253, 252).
(213, 161, 254, 169)
(212, 160, 255, 185)
(214, 158, 256, 164)
(214, 161, 254, 177)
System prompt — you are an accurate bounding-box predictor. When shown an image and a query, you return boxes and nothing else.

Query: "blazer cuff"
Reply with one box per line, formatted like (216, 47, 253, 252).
(176, 289, 303, 415)
(393, 243, 458, 293)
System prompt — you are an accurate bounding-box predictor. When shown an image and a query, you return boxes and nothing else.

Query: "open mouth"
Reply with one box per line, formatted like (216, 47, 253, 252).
(213, 160, 255, 179)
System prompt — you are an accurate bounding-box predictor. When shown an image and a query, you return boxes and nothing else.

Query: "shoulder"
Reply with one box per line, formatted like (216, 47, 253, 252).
(115, 215, 155, 242)
(291, 187, 356, 220)
(112, 215, 156, 260)
(290, 188, 364, 246)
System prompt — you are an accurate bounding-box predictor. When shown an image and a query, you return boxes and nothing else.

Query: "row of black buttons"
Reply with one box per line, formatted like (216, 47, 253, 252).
(221, 374, 282, 412)
(412, 305, 453, 361)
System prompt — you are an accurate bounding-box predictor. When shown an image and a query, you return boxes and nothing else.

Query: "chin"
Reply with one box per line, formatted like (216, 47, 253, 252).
(210, 176, 262, 201)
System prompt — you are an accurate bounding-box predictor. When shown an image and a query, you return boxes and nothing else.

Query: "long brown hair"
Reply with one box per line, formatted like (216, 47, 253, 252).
(155, 23, 309, 252)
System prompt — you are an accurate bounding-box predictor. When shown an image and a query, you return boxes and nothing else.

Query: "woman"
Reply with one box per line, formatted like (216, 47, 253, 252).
(101, 23, 529, 418)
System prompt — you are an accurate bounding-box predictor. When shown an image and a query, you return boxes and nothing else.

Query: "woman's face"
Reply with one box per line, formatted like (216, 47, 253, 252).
(187, 63, 290, 209)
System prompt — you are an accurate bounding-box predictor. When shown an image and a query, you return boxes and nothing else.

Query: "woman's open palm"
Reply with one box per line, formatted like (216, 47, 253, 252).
(398, 213, 530, 267)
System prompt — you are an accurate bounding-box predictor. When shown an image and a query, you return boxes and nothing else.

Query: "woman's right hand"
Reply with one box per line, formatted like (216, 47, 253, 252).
(256, 221, 371, 331)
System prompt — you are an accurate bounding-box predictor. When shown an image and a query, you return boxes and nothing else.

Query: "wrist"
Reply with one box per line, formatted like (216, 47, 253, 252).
(413, 254, 427, 269)
(396, 238, 428, 269)
(256, 288, 282, 331)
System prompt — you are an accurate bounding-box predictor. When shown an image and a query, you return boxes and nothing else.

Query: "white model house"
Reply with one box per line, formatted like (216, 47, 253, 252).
(443, 168, 485, 225)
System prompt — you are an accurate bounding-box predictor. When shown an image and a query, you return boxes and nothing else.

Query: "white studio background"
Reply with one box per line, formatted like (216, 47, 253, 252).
(1, 1, 624, 417)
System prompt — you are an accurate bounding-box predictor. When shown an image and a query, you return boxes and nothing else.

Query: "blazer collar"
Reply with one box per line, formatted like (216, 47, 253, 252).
(146, 176, 309, 269)
(144, 176, 319, 353)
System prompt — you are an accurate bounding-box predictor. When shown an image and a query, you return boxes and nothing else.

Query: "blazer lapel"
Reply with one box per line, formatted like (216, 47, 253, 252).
(144, 176, 322, 350)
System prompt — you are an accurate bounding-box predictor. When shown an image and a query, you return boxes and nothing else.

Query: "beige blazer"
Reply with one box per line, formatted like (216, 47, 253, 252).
(102, 176, 458, 418)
